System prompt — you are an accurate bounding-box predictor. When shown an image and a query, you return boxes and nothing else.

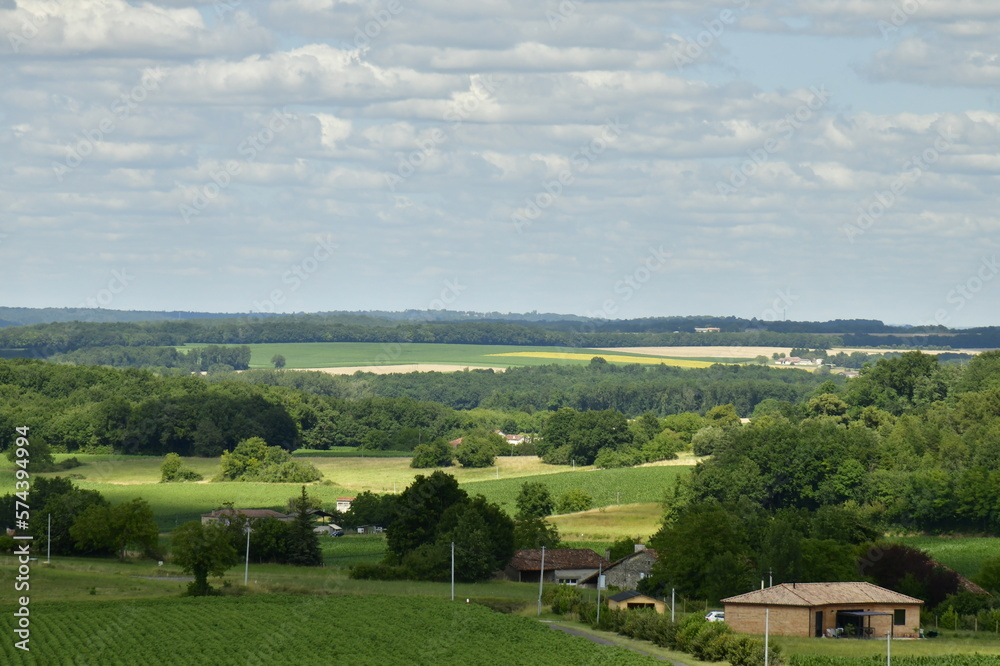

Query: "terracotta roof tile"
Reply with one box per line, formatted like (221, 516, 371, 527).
(723, 582, 924, 607)
(509, 549, 609, 571)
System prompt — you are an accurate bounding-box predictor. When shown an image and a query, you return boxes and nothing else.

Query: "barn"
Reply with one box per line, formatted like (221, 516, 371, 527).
(722, 582, 923, 638)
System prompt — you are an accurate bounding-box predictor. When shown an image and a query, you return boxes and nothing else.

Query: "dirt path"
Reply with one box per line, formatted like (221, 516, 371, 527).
(543, 621, 681, 663)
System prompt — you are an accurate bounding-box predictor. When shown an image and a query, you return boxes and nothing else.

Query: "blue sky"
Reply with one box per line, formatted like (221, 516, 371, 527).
(1, 0, 999, 326)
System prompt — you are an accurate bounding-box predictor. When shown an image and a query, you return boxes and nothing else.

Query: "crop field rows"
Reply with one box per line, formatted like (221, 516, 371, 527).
(0, 595, 656, 665)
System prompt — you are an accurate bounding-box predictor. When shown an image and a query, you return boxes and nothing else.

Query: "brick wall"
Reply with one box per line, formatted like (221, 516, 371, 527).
(724, 603, 922, 638)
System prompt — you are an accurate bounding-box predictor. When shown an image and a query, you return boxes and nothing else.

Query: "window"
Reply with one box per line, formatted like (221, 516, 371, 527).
(894, 609, 906, 626)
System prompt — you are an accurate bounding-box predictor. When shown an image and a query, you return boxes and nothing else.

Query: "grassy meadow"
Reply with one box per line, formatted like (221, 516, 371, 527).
(29, 453, 694, 528)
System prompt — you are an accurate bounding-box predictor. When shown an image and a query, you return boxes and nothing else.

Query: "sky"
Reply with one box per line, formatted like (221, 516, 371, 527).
(1, 0, 999, 327)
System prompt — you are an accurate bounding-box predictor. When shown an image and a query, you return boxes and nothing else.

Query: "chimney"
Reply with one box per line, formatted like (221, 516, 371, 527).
(634, 544, 646, 553)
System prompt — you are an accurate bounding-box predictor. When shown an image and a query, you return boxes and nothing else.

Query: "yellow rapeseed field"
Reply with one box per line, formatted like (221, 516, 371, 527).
(487, 351, 717, 368)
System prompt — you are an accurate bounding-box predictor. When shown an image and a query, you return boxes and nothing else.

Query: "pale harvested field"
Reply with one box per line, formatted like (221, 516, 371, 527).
(593, 346, 984, 359)
(301, 364, 507, 375)
(591, 346, 791, 359)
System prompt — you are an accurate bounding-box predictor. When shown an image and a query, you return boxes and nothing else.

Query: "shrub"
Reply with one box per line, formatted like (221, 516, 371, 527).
(557, 489, 593, 513)
(348, 562, 413, 580)
(688, 621, 732, 661)
(161, 453, 204, 482)
(410, 440, 453, 468)
(215, 438, 320, 483)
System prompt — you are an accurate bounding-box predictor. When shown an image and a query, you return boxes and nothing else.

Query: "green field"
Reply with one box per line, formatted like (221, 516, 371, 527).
(25, 455, 693, 529)
(893, 536, 1000, 580)
(0, 594, 657, 665)
(178, 341, 717, 369)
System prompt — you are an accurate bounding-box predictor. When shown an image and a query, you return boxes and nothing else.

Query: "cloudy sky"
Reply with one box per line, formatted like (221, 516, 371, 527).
(1, 0, 999, 326)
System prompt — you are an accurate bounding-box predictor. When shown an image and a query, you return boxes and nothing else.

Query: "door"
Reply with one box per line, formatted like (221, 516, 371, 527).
(815, 611, 823, 637)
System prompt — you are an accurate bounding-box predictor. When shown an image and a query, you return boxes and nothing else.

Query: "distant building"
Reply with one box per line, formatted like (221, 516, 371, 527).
(607, 591, 667, 613)
(504, 549, 609, 585)
(335, 497, 355, 513)
(694, 327, 721, 333)
(578, 545, 657, 590)
(722, 582, 923, 639)
(201, 508, 290, 526)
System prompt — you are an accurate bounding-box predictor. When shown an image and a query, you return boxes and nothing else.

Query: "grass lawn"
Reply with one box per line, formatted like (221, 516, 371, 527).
(892, 536, 1000, 579)
(176, 341, 732, 369)
(777, 633, 1000, 658)
(549, 503, 663, 543)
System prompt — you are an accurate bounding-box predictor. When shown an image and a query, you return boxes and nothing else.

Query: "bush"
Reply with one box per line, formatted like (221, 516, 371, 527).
(410, 440, 453, 468)
(557, 489, 593, 514)
(348, 562, 414, 580)
(689, 621, 732, 661)
(161, 453, 203, 482)
(216, 438, 320, 483)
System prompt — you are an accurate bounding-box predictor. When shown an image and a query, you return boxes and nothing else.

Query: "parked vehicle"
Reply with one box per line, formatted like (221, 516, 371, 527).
(705, 611, 725, 623)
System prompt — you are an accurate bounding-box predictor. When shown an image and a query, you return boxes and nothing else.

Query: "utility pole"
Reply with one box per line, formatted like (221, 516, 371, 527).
(46, 514, 51, 564)
(451, 541, 455, 601)
(243, 524, 252, 585)
(671, 588, 675, 623)
(764, 608, 770, 666)
(596, 562, 603, 625)
(537, 546, 546, 616)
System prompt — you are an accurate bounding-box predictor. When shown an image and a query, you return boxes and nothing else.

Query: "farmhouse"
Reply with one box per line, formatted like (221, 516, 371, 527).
(335, 497, 355, 513)
(722, 582, 923, 638)
(200, 508, 290, 525)
(578, 545, 657, 590)
(607, 591, 667, 613)
(504, 548, 608, 585)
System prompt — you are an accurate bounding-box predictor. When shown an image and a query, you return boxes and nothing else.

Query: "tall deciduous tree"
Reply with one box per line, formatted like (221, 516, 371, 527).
(71, 498, 159, 560)
(170, 521, 239, 596)
(515, 481, 554, 519)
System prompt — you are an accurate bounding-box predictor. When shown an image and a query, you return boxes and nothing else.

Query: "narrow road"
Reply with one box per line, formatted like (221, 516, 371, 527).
(543, 621, 684, 664)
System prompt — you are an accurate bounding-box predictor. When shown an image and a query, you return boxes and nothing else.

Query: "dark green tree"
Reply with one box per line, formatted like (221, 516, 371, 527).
(515, 481, 554, 518)
(410, 439, 453, 468)
(70, 498, 159, 560)
(271, 354, 287, 369)
(386, 471, 467, 563)
(286, 486, 322, 566)
(170, 521, 239, 596)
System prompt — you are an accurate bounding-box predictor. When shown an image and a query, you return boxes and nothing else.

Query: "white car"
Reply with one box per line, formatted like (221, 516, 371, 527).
(705, 611, 725, 623)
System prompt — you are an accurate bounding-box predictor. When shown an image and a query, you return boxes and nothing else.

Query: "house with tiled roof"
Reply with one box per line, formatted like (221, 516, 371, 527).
(200, 508, 291, 525)
(504, 548, 609, 585)
(722, 582, 924, 638)
(578, 545, 657, 590)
